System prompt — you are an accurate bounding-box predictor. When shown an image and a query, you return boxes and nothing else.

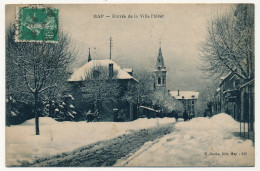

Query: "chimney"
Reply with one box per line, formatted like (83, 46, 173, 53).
(88, 48, 92, 62)
(178, 89, 180, 96)
(109, 63, 114, 78)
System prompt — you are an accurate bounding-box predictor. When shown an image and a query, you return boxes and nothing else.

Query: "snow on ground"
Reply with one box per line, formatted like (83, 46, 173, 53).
(115, 113, 254, 167)
(5, 117, 175, 166)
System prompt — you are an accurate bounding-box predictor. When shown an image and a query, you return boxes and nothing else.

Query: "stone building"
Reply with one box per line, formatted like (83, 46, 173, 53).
(170, 90, 199, 117)
(67, 51, 138, 121)
(210, 70, 254, 139)
(215, 72, 240, 119)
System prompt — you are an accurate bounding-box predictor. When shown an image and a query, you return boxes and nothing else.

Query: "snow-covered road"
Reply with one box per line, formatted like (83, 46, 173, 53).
(6, 117, 175, 166)
(115, 114, 255, 167)
(30, 123, 174, 167)
(6, 113, 254, 167)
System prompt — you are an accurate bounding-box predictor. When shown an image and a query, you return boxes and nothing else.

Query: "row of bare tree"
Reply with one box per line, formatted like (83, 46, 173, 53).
(198, 4, 254, 114)
(200, 4, 254, 82)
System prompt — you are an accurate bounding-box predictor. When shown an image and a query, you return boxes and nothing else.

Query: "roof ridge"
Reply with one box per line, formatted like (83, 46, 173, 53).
(68, 59, 137, 82)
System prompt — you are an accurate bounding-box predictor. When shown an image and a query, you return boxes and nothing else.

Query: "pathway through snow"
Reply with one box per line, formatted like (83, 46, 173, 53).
(30, 123, 174, 166)
(114, 114, 254, 167)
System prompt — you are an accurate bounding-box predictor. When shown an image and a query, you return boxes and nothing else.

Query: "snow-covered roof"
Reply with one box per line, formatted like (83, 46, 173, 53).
(68, 60, 137, 82)
(220, 72, 232, 81)
(123, 68, 133, 73)
(219, 72, 233, 87)
(170, 91, 199, 100)
(153, 68, 166, 72)
(140, 106, 160, 112)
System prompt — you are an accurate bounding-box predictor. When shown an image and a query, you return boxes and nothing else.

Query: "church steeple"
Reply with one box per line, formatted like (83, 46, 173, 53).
(88, 48, 92, 62)
(156, 47, 165, 70)
(154, 41, 167, 89)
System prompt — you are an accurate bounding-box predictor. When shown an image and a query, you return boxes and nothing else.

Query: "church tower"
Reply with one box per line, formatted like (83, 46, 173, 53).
(154, 43, 167, 90)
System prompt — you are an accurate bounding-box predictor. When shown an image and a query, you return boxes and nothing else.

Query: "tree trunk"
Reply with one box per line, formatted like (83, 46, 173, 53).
(34, 92, 40, 135)
(49, 100, 52, 118)
(35, 113, 40, 135)
(6, 97, 11, 127)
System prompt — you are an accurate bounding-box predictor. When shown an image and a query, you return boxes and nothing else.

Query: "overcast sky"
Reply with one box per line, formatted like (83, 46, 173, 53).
(6, 4, 233, 91)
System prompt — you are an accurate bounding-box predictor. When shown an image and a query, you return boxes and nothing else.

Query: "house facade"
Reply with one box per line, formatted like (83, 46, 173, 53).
(68, 57, 138, 121)
(210, 71, 254, 138)
(170, 90, 199, 117)
(212, 72, 241, 120)
(211, 71, 254, 123)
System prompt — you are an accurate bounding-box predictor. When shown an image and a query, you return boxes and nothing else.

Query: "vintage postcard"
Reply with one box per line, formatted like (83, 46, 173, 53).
(5, 3, 255, 167)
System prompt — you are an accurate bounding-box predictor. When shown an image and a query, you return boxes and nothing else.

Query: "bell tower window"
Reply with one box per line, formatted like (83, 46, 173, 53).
(162, 76, 165, 84)
(158, 77, 161, 85)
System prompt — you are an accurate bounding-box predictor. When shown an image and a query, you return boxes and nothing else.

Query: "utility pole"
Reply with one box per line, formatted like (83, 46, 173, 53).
(110, 37, 112, 60)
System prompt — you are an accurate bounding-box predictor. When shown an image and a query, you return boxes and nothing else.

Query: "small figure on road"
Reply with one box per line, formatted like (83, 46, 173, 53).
(86, 109, 93, 122)
(183, 110, 188, 121)
(118, 109, 125, 122)
(113, 108, 119, 122)
(175, 113, 179, 122)
(204, 108, 211, 117)
(225, 108, 231, 115)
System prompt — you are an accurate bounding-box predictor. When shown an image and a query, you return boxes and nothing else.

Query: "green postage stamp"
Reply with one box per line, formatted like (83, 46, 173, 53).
(15, 6, 59, 42)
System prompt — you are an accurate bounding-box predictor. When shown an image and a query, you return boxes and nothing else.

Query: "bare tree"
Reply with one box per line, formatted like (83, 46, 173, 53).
(196, 78, 219, 116)
(122, 71, 175, 115)
(6, 27, 77, 135)
(152, 90, 175, 114)
(122, 71, 154, 106)
(200, 4, 254, 82)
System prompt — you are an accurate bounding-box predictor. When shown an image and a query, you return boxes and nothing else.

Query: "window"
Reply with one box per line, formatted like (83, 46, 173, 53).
(158, 77, 161, 85)
(192, 100, 194, 104)
(162, 77, 165, 84)
(234, 79, 240, 89)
